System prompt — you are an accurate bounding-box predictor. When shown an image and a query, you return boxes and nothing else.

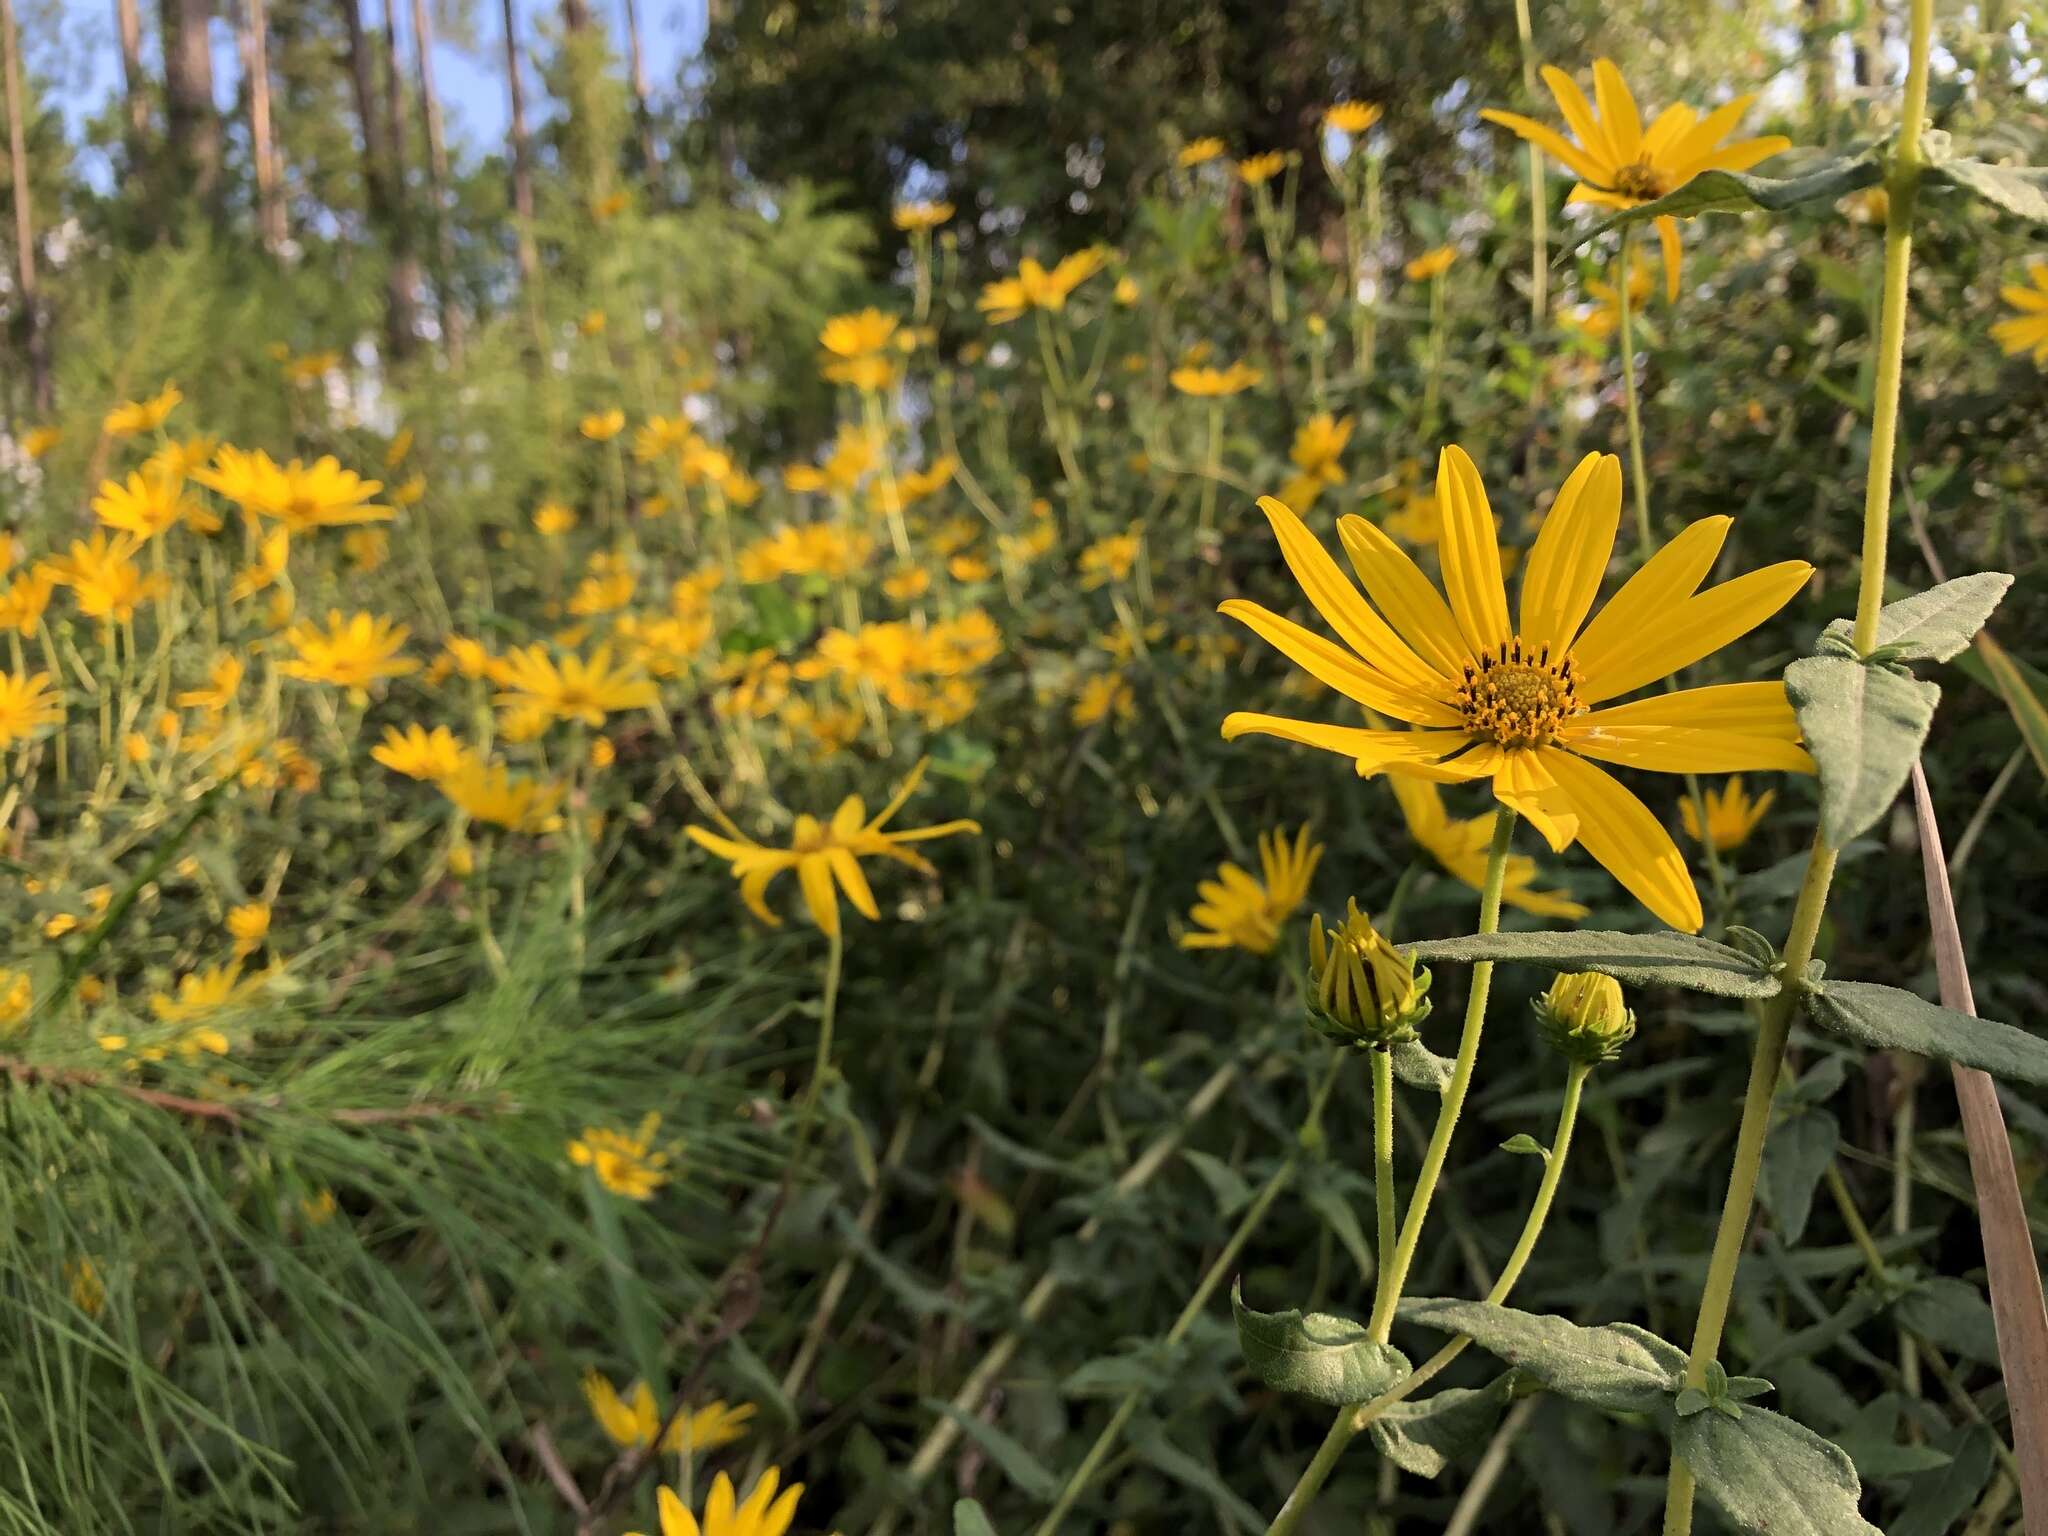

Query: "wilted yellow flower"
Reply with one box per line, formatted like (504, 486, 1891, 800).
(976, 249, 1107, 323)
(1236, 151, 1291, 186)
(1180, 826, 1323, 954)
(686, 760, 978, 936)
(66, 1258, 105, 1316)
(1680, 775, 1774, 851)
(104, 385, 182, 437)
(1077, 527, 1143, 590)
(227, 902, 271, 958)
(279, 610, 416, 695)
(438, 758, 564, 832)
(1389, 775, 1587, 919)
(1404, 245, 1458, 282)
(1324, 102, 1383, 136)
(372, 723, 470, 781)
(1306, 899, 1432, 1047)
(494, 644, 658, 728)
(1170, 361, 1262, 397)
(1480, 60, 1789, 302)
(194, 448, 391, 531)
(1177, 136, 1226, 168)
(1535, 971, 1636, 1064)
(1992, 260, 2048, 363)
(0, 670, 62, 747)
(1221, 450, 1813, 931)
(892, 200, 954, 231)
(580, 410, 626, 442)
(568, 1111, 672, 1199)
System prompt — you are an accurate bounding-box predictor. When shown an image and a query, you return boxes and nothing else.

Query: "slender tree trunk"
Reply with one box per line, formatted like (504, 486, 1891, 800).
(115, 0, 147, 143)
(501, 0, 539, 285)
(243, 0, 286, 252)
(0, 0, 47, 412)
(410, 0, 463, 364)
(338, 0, 417, 358)
(381, 4, 425, 353)
(561, 0, 591, 31)
(1804, 0, 1835, 133)
(158, 0, 220, 208)
(619, 0, 660, 192)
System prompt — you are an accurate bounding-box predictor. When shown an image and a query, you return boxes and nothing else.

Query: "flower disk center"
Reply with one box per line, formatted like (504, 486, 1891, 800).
(1458, 640, 1586, 748)
(1612, 160, 1669, 201)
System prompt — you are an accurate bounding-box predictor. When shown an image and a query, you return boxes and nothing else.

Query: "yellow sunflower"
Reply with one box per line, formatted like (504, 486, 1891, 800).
(1992, 260, 2048, 363)
(1220, 447, 1813, 931)
(1179, 825, 1324, 954)
(1480, 59, 1790, 302)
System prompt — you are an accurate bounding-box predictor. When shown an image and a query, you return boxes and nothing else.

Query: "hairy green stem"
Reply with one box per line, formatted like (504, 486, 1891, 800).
(1614, 228, 1653, 551)
(1371, 1047, 1398, 1317)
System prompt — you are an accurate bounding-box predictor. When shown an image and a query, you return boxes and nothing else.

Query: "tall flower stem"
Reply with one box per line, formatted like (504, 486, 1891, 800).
(1032, 1051, 1349, 1536)
(1662, 8, 1931, 1532)
(1267, 811, 1516, 1536)
(1361, 154, 1383, 379)
(1613, 227, 1653, 552)
(1197, 401, 1222, 538)
(1511, 0, 1548, 331)
(1421, 271, 1447, 440)
(1370, 1045, 1398, 1318)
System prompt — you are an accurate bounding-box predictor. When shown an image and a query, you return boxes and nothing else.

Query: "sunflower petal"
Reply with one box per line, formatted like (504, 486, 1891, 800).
(1656, 216, 1684, 303)
(1479, 107, 1611, 187)
(1569, 515, 1733, 686)
(1220, 598, 1459, 723)
(1641, 102, 1697, 157)
(1519, 452, 1621, 654)
(1492, 746, 1580, 852)
(1337, 515, 1471, 678)
(1564, 680, 1814, 773)
(1434, 446, 1513, 659)
(1540, 747, 1703, 932)
(827, 847, 882, 922)
(1540, 65, 1619, 172)
(1583, 561, 1813, 702)
(1591, 59, 1643, 163)
(1222, 712, 1469, 770)
(796, 855, 841, 935)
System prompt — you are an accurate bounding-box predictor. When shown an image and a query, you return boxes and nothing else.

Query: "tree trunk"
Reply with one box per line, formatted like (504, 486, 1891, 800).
(242, 0, 286, 252)
(410, 0, 463, 365)
(619, 0, 660, 193)
(0, 0, 47, 412)
(501, 0, 539, 285)
(381, 4, 425, 354)
(115, 0, 147, 144)
(338, 0, 417, 358)
(158, 0, 220, 207)
(561, 0, 591, 32)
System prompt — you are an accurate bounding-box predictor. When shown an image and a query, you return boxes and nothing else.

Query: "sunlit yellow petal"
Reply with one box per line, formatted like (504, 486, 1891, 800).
(1591, 59, 1643, 163)
(1570, 515, 1732, 686)
(1583, 560, 1812, 702)
(1478, 108, 1611, 186)
(1540, 65, 1619, 171)
(1517, 452, 1621, 655)
(1219, 599, 1458, 724)
(1336, 516, 1472, 679)
(1252, 495, 1447, 692)
(1222, 713, 1470, 771)
(1433, 446, 1512, 659)
(1539, 747, 1703, 932)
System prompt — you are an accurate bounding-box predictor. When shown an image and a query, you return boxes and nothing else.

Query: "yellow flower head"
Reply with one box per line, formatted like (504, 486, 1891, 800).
(343, 528, 389, 572)
(104, 385, 182, 438)
(150, 961, 264, 1026)
(783, 422, 878, 495)
(92, 469, 195, 542)
(0, 669, 63, 748)
(493, 644, 658, 729)
(227, 902, 271, 958)
(194, 448, 391, 532)
(280, 610, 417, 694)
(1220, 448, 1813, 931)
(45, 533, 167, 622)
(1306, 899, 1431, 1047)
(0, 969, 31, 1033)
(1404, 245, 1458, 282)
(1992, 260, 2048, 364)
(627, 1471, 810, 1536)
(1177, 136, 1227, 168)
(585, 1372, 746, 1451)
(174, 653, 244, 713)
(1324, 102, 1383, 137)
(1170, 361, 1263, 397)
(22, 425, 60, 459)
(0, 566, 54, 635)
(371, 722, 470, 781)
(1279, 412, 1353, 510)
(437, 758, 564, 833)
(567, 1112, 671, 1200)
(1071, 671, 1134, 728)
(580, 410, 627, 442)
(892, 200, 954, 232)
(1236, 151, 1292, 186)
(686, 759, 978, 936)
(1680, 774, 1774, 852)
(230, 526, 292, 601)
(1180, 825, 1323, 955)
(534, 501, 578, 536)
(1480, 60, 1790, 302)
(1077, 527, 1143, 590)
(820, 309, 899, 359)
(976, 249, 1107, 324)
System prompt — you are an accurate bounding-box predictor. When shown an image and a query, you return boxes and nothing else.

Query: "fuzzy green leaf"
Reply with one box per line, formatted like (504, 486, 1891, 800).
(1390, 1038, 1455, 1093)
(1674, 1406, 1884, 1535)
(1397, 1299, 1686, 1413)
(1786, 654, 1940, 846)
(1806, 980, 2048, 1086)
(1499, 1133, 1548, 1159)
(1407, 930, 1780, 999)
(1367, 1373, 1518, 1477)
(953, 1500, 1000, 1536)
(1563, 150, 1884, 254)
(1232, 1280, 1411, 1406)
(1759, 1110, 1840, 1246)
(1895, 1276, 2002, 1364)
(1928, 159, 2048, 222)
(1822, 573, 2013, 662)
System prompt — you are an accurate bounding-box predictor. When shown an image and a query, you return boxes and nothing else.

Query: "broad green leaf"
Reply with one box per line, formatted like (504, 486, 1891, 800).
(1895, 1276, 2001, 1363)
(1396, 1298, 1685, 1414)
(1785, 654, 1940, 846)
(1822, 573, 2013, 662)
(1928, 158, 2048, 223)
(1181, 1149, 1253, 1215)
(953, 1500, 1000, 1536)
(1232, 1280, 1411, 1406)
(1127, 1420, 1266, 1534)
(1834, 1395, 1954, 1479)
(1891, 1426, 1999, 1536)
(1367, 1372, 1518, 1477)
(1759, 1110, 1840, 1246)
(925, 1399, 1059, 1499)
(1391, 1037, 1454, 1092)
(1674, 1406, 1883, 1535)
(1564, 150, 1884, 254)
(1974, 632, 2048, 783)
(1300, 1169, 1376, 1283)
(1806, 979, 2048, 1087)
(1408, 930, 1780, 999)
(1061, 1351, 1172, 1399)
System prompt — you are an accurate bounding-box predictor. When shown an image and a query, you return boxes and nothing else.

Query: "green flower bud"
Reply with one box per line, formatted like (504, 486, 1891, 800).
(1534, 971, 1635, 1065)
(1304, 899, 1431, 1048)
